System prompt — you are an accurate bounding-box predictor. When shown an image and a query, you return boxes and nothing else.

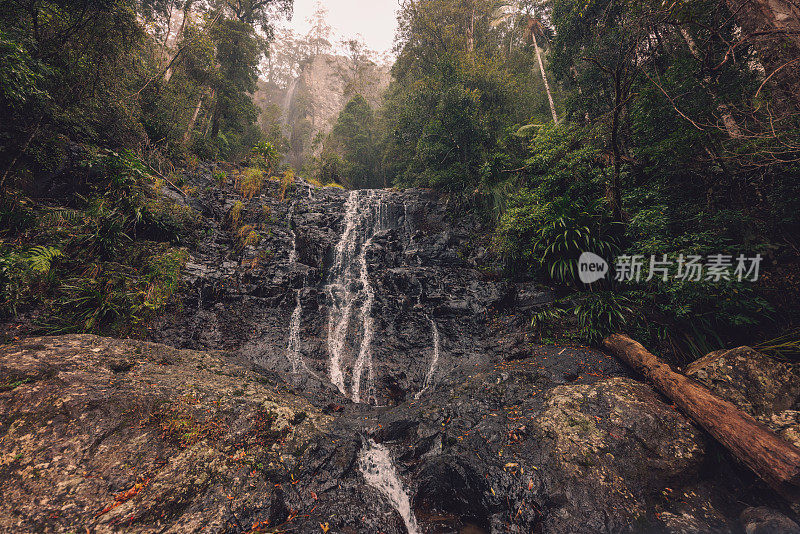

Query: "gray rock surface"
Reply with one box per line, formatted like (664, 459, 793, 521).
(686, 346, 800, 448)
(3, 167, 799, 533)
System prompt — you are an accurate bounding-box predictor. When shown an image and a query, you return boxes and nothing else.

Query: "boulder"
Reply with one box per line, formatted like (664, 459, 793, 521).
(686, 346, 800, 448)
(533, 377, 731, 533)
(0, 335, 327, 533)
(740, 506, 800, 534)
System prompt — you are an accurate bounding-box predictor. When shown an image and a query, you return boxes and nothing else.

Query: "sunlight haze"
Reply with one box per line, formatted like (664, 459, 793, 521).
(282, 0, 400, 55)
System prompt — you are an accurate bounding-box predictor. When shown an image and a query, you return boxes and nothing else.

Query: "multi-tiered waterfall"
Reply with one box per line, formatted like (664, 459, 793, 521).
(280, 188, 446, 404)
(143, 169, 712, 534)
(325, 190, 386, 403)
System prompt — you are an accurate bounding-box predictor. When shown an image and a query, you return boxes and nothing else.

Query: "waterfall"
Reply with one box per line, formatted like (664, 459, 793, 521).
(285, 291, 302, 374)
(326, 191, 360, 394)
(358, 440, 420, 534)
(282, 78, 299, 124)
(415, 318, 441, 399)
(285, 200, 301, 373)
(288, 201, 298, 265)
(326, 191, 383, 402)
(403, 200, 412, 239)
(350, 231, 376, 403)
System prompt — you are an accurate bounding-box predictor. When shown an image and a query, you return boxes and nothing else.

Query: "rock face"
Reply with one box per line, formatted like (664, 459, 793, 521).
(2, 335, 794, 534)
(3, 169, 800, 533)
(0, 335, 327, 533)
(686, 346, 800, 448)
(150, 168, 531, 409)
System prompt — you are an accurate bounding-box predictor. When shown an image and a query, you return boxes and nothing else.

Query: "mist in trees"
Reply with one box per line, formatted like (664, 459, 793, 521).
(1, 0, 798, 356)
(355, 0, 800, 358)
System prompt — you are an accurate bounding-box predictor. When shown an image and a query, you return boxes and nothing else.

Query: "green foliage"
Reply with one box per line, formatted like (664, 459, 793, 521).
(249, 141, 280, 174)
(41, 245, 188, 334)
(0, 147, 196, 334)
(528, 290, 635, 346)
(23, 246, 63, 274)
(0, 245, 61, 316)
(0, 28, 49, 114)
(496, 193, 620, 284)
(380, 0, 549, 197)
(319, 95, 381, 189)
(494, 124, 621, 283)
(574, 291, 635, 345)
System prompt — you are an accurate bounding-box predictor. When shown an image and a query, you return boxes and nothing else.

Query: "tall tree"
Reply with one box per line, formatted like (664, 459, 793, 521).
(722, 0, 800, 110)
(306, 2, 332, 57)
(323, 94, 380, 188)
(491, 0, 559, 124)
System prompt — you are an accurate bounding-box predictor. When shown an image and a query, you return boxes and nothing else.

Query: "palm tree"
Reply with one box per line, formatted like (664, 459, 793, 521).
(491, 0, 559, 124)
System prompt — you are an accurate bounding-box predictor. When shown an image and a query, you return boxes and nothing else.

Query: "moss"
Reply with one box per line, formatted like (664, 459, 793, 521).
(305, 176, 345, 189)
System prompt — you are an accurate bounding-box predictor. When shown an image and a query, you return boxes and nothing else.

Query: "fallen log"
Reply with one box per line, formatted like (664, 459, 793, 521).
(603, 333, 800, 501)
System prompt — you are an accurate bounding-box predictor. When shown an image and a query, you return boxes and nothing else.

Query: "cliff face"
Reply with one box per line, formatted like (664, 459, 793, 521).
(2, 167, 800, 533)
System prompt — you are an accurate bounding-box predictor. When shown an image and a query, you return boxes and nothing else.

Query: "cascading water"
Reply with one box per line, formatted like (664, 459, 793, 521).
(326, 191, 360, 394)
(415, 317, 441, 399)
(403, 200, 413, 239)
(358, 440, 421, 534)
(284, 199, 304, 374)
(285, 291, 302, 374)
(282, 78, 299, 124)
(326, 191, 385, 402)
(350, 231, 377, 403)
(287, 201, 298, 265)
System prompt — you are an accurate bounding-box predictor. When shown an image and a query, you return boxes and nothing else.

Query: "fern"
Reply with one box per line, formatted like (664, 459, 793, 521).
(25, 246, 63, 273)
(38, 209, 85, 227)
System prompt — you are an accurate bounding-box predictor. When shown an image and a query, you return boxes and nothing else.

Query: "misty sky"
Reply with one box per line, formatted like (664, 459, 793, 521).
(281, 0, 400, 55)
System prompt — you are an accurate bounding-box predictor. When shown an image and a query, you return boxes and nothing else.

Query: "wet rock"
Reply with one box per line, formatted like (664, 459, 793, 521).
(740, 506, 800, 534)
(149, 169, 525, 407)
(0, 335, 327, 533)
(515, 283, 556, 311)
(19, 166, 785, 533)
(686, 346, 800, 447)
(532, 378, 728, 533)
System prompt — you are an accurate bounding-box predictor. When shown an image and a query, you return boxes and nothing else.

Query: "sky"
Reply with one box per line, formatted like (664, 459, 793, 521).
(280, 0, 400, 56)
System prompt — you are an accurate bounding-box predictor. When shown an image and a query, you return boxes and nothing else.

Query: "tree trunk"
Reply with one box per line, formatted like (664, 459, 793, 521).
(723, 0, 800, 110)
(162, 1, 175, 47)
(183, 94, 205, 146)
(608, 70, 623, 222)
(678, 28, 743, 138)
(531, 29, 558, 125)
(203, 89, 216, 138)
(209, 97, 222, 139)
(164, 1, 193, 83)
(468, 5, 475, 54)
(603, 334, 800, 501)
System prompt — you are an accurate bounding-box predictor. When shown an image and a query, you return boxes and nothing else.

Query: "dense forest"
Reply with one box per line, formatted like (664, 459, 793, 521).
(5, 1, 800, 532)
(1, 0, 799, 361)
